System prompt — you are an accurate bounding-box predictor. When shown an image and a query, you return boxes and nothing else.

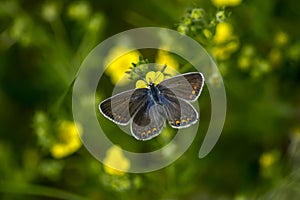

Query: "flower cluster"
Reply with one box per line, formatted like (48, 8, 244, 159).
(104, 46, 141, 86)
(212, 22, 239, 60)
(103, 145, 130, 176)
(211, 0, 242, 7)
(177, 8, 231, 46)
(135, 71, 165, 88)
(104, 48, 179, 87)
(259, 150, 280, 178)
(33, 111, 82, 159)
(238, 45, 270, 78)
(50, 121, 82, 159)
(237, 30, 291, 79)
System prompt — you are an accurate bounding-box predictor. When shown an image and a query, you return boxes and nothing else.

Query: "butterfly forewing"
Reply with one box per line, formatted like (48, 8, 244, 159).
(99, 88, 148, 125)
(158, 72, 204, 102)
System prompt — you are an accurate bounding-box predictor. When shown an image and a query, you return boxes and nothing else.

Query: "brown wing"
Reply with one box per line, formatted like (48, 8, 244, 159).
(99, 88, 149, 125)
(157, 72, 204, 102)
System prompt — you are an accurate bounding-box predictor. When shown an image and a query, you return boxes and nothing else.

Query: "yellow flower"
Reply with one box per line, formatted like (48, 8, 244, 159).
(259, 151, 278, 169)
(41, 2, 59, 22)
(274, 31, 289, 47)
(104, 46, 141, 86)
(51, 121, 82, 159)
(214, 22, 233, 44)
(103, 146, 130, 176)
(212, 46, 229, 60)
(135, 49, 179, 88)
(212, 22, 239, 60)
(135, 71, 164, 88)
(10, 17, 32, 46)
(238, 56, 251, 70)
(155, 49, 179, 76)
(269, 48, 282, 65)
(211, 0, 242, 7)
(67, 1, 91, 20)
(88, 13, 104, 32)
(203, 29, 212, 39)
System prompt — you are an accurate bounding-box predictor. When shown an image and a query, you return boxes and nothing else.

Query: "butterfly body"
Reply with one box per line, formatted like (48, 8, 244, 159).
(148, 83, 163, 105)
(99, 72, 204, 140)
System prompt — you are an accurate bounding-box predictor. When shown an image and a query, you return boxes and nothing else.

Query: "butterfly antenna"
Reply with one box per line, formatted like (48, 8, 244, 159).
(160, 64, 167, 73)
(154, 64, 167, 83)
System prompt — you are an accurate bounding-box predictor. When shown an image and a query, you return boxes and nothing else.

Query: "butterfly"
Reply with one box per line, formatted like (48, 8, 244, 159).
(99, 72, 204, 140)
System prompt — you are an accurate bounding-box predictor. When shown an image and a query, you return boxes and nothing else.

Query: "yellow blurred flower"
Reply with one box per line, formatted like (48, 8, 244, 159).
(103, 145, 130, 176)
(135, 49, 179, 88)
(156, 49, 179, 76)
(67, 1, 91, 20)
(269, 48, 282, 65)
(288, 43, 300, 61)
(238, 45, 256, 70)
(10, 17, 32, 46)
(104, 46, 141, 86)
(203, 29, 212, 39)
(211, 0, 242, 7)
(238, 56, 251, 70)
(274, 31, 289, 47)
(41, 2, 59, 22)
(259, 150, 278, 169)
(214, 22, 233, 44)
(88, 13, 104, 32)
(135, 71, 164, 88)
(212, 46, 229, 60)
(51, 121, 82, 159)
(212, 22, 239, 60)
(256, 59, 270, 73)
(259, 150, 280, 178)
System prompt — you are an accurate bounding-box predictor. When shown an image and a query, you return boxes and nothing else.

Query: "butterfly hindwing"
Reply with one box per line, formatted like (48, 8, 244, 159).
(166, 99, 198, 128)
(160, 89, 198, 128)
(131, 101, 166, 140)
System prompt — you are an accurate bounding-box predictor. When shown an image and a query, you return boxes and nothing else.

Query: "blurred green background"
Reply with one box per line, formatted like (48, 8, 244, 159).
(1, 0, 300, 199)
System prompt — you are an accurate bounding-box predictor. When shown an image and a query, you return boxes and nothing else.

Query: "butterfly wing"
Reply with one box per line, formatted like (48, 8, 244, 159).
(99, 88, 148, 125)
(131, 101, 166, 140)
(159, 86, 198, 128)
(157, 72, 204, 102)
